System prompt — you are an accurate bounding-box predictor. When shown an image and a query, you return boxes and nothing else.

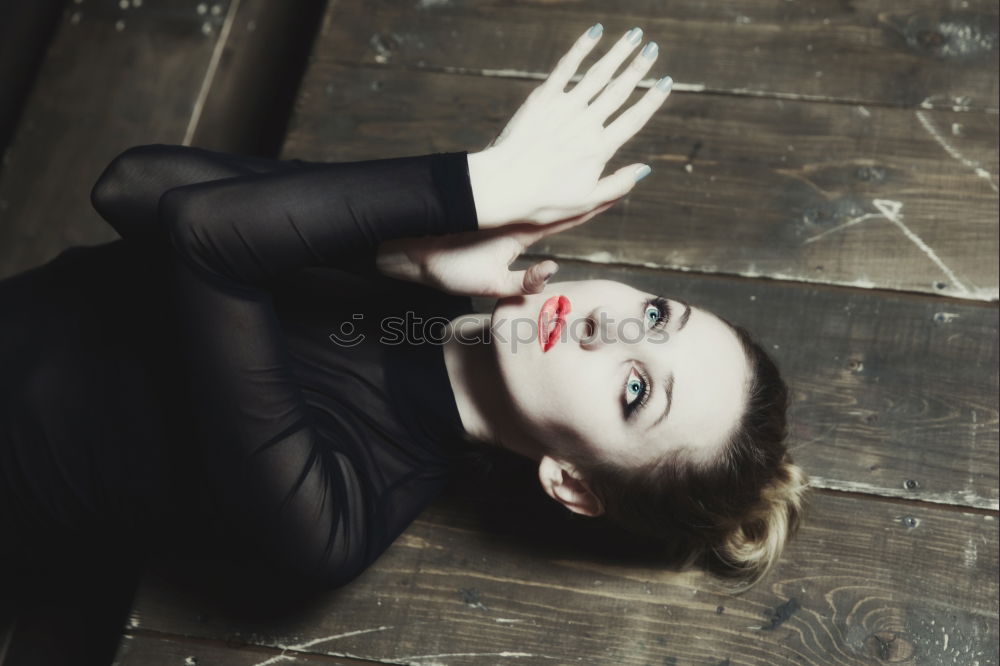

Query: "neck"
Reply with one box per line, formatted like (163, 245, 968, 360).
(442, 312, 541, 462)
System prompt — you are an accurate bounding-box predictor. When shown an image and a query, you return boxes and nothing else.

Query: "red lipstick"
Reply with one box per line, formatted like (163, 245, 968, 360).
(539, 295, 571, 352)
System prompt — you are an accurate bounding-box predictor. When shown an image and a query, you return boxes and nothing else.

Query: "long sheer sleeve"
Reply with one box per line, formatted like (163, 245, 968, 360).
(89, 144, 479, 590)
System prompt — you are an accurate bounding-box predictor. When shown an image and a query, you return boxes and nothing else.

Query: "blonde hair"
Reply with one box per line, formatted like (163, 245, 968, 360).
(707, 455, 811, 594)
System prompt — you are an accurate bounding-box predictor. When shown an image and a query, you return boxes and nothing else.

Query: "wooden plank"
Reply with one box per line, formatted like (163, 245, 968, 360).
(0, 0, 328, 280)
(310, 0, 1000, 112)
(0, 0, 65, 161)
(115, 632, 367, 665)
(0, 0, 233, 279)
(283, 64, 999, 300)
(119, 491, 999, 665)
(186, 0, 328, 156)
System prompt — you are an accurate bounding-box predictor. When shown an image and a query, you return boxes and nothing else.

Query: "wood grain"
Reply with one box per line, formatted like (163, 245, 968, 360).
(282, 64, 999, 300)
(119, 491, 998, 665)
(311, 0, 1000, 112)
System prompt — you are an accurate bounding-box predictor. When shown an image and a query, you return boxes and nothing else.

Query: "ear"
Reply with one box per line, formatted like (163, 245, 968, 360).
(537, 455, 605, 517)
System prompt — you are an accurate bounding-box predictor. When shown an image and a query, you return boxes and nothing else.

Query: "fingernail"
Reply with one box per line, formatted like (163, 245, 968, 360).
(587, 23, 603, 39)
(634, 164, 652, 182)
(641, 41, 658, 59)
(543, 271, 555, 283)
(626, 27, 643, 45)
(656, 75, 674, 93)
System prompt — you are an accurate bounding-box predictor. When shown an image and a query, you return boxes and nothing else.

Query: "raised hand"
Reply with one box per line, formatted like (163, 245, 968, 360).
(468, 23, 673, 229)
(375, 200, 619, 298)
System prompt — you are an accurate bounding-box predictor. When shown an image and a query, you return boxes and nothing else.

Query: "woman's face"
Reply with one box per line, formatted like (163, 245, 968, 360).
(490, 279, 750, 468)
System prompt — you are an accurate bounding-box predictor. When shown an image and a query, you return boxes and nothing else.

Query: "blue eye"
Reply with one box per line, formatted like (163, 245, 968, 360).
(624, 367, 649, 418)
(644, 297, 670, 329)
(622, 297, 670, 420)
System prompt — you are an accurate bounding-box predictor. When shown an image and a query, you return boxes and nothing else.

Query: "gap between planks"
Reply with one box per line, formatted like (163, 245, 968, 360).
(519, 252, 1000, 305)
(809, 484, 998, 515)
(324, 59, 1000, 114)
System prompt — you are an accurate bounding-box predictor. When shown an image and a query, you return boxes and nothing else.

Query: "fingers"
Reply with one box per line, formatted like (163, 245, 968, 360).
(524, 260, 559, 294)
(586, 40, 659, 125)
(602, 75, 673, 155)
(498, 260, 558, 297)
(587, 163, 651, 207)
(568, 27, 644, 104)
(543, 24, 604, 94)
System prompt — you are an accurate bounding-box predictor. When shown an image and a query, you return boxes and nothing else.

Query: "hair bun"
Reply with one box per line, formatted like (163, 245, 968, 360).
(708, 456, 811, 594)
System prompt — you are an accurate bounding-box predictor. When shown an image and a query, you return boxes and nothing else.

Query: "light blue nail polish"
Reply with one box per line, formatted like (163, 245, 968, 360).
(641, 41, 658, 59)
(626, 27, 642, 45)
(634, 164, 652, 182)
(587, 23, 603, 39)
(656, 75, 673, 92)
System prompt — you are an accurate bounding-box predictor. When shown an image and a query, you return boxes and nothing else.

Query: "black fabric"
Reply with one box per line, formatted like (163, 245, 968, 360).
(0, 144, 486, 599)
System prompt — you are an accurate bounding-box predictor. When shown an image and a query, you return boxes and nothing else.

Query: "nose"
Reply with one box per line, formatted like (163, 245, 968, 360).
(579, 308, 616, 350)
(580, 310, 614, 351)
(579, 307, 645, 350)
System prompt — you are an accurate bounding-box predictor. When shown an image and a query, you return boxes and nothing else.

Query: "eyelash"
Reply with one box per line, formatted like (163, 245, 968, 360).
(623, 297, 670, 419)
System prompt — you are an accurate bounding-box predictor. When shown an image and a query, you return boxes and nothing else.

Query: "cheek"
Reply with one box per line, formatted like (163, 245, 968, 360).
(535, 360, 616, 446)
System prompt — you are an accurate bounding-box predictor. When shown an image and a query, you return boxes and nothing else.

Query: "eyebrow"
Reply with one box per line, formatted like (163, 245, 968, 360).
(650, 372, 674, 431)
(677, 300, 692, 331)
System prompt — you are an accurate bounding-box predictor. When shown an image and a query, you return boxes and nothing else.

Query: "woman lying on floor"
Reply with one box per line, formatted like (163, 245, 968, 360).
(0, 23, 809, 605)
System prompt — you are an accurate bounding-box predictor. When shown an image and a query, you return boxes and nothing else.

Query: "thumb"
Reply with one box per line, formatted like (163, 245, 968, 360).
(500, 259, 558, 297)
(588, 163, 651, 206)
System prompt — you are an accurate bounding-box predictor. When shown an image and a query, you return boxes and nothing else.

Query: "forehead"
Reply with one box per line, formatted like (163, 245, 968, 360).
(646, 307, 750, 465)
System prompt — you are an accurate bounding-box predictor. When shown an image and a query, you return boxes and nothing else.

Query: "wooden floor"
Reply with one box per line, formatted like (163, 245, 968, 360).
(0, 1, 997, 664)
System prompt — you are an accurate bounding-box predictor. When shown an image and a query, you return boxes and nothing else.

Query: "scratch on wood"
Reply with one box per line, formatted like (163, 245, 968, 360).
(394, 652, 564, 665)
(252, 655, 296, 666)
(183, 0, 242, 145)
(872, 199, 971, 294)
(800, 200, 967, 292)
(801, 212, 882, 244)
(253, 627, 394, 666)
(808, 475, 998, 511)
(289, 626, 394, 649)
(915, 111, 999, 193)
(920, 94, 998, 113)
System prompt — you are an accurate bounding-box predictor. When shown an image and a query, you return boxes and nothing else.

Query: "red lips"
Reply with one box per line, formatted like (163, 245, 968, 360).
(539, 295, 571, 352)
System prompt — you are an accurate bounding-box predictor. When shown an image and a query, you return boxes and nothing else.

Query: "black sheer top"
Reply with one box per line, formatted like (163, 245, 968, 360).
(0, 144, 486, 592)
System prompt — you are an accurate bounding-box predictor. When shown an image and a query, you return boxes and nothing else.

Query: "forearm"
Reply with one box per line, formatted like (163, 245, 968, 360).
(161, 151, 479, 286)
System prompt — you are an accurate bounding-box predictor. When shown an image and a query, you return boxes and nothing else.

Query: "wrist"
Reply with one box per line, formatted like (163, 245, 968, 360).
(374, 237, 426, 284)
(467, 148, 515, 229)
